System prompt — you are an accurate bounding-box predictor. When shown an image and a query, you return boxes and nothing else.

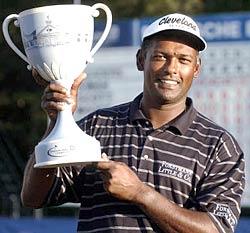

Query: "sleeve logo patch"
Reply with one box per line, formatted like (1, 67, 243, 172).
(213, 203, 237, 227)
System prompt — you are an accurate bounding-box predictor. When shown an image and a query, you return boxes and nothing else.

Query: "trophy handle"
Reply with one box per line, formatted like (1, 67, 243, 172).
(2, 14, 32, 70)
(89, 3, 112, 62)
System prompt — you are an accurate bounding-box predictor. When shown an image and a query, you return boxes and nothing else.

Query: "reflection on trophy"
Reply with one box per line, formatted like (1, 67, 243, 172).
(2, 4, 112, 168)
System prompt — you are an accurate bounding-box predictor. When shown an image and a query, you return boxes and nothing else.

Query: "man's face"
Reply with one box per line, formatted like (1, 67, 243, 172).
(138, 38, 200, 106)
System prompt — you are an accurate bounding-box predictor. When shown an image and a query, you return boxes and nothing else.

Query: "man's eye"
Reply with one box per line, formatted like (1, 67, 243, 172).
(179, 58, 191, 64)
(153, 54, 165, 60)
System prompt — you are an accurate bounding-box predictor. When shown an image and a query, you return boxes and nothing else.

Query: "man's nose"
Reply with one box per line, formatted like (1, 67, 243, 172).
(164, 57, 178, 74)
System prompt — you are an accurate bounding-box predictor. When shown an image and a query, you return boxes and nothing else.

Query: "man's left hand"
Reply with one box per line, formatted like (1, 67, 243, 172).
(97, 154, 145, 202)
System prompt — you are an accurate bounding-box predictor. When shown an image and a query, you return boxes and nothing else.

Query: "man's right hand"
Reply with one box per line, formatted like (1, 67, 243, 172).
(32, 69, 86, 121)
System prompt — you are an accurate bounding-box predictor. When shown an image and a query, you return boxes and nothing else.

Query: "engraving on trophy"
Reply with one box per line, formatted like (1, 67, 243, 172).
(36, 62, 65, 81)
(47, 144, 76, 157)
(23, 16, 89, 50)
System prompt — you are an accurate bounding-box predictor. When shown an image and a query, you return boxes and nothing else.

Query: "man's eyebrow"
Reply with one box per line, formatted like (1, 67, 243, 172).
(154, 50, 195, 59)
(178, 54, 195, 59)
(151, 46, 197, 56)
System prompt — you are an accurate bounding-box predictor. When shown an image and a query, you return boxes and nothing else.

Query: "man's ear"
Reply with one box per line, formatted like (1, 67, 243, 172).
(136, 49, 144, 71)
(194, 57, 201, 78)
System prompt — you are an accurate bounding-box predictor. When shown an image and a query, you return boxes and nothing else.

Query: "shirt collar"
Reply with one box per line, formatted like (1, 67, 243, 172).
(129, 93, 197, 135)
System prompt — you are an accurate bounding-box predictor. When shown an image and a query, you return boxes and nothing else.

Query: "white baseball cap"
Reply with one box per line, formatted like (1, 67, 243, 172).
(142, 13, 207, 51)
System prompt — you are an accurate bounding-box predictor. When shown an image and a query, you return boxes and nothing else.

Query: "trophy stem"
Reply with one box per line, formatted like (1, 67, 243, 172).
(34, 102, 102, 168)
(46, 103, 75, 141)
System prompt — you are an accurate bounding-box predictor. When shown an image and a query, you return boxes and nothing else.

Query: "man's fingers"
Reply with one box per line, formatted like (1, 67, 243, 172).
(46, 82, 69, 95)
(42, 81, 73, 105)
(41, 100, 65, 112)
(97, 162, 112, 170)
(32, 69, 85, 93)
(96, 153, 111, 170)
(101, 153, 110, 161)
(71, 72, 86, 93)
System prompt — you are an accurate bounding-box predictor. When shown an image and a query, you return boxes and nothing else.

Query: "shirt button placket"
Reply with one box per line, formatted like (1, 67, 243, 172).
(138, 134, 153, 181)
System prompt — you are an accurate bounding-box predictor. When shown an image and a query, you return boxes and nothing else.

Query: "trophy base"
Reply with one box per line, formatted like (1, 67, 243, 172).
(34, 159, 102, 168)
(34, 134, 102, 168)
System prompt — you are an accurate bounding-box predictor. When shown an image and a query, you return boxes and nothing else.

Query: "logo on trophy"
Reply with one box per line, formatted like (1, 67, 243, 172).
(2, 3, 112, 168)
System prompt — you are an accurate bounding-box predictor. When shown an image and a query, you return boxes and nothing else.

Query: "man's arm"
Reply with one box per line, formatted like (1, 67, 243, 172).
(21, 119, 59, 208)
(134, 182, 218, 233)
(21, 72, 86, 208)
(97, 158, 218, 233)
(21, 152, 57, 208)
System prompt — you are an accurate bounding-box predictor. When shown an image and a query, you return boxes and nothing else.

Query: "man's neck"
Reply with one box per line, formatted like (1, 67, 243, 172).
(140, 98, 186, 129)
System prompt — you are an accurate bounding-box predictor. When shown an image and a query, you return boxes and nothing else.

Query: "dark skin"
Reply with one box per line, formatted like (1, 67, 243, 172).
(21, 36, 219, 233)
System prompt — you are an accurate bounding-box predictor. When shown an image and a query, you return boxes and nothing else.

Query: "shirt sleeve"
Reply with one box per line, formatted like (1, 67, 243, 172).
(196, 132, 245, 233)
(44, 166, 85, 206)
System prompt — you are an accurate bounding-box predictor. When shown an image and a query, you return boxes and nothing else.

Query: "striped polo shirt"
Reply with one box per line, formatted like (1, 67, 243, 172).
(47, 94, 245, 233)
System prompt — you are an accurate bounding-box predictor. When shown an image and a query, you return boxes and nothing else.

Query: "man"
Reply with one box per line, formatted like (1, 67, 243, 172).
(21, 13, 245, 233)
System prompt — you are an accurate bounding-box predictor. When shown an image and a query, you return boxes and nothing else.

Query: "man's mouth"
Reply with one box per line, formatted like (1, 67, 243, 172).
(159, 79, 179, 85)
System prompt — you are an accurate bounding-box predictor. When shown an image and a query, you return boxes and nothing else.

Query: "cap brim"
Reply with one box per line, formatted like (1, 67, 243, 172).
(143, 29, 207, 51)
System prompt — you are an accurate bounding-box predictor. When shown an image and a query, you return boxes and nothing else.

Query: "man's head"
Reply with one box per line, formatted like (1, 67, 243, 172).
(137, 13, 206, 107)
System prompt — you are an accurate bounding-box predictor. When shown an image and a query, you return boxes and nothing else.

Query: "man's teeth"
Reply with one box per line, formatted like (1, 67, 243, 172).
(160, 80, 178, 84)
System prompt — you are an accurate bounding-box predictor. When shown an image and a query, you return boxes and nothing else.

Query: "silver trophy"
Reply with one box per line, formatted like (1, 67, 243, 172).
(2, 4, 112, 168)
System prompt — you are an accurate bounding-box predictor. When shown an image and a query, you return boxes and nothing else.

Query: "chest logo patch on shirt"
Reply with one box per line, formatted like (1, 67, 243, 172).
(158, 161, 192, 183)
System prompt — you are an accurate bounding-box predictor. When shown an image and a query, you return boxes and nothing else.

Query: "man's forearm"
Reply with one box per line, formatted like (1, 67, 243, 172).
(21, 154, 57, 208)
(133, 184, 219, 233)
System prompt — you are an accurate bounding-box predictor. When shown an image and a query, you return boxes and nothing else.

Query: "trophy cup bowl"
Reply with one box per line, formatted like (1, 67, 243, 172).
(2, 4, 112, 168)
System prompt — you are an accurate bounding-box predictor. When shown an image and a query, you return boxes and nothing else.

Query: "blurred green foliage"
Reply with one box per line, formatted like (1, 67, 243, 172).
(0, 0, 250, 160)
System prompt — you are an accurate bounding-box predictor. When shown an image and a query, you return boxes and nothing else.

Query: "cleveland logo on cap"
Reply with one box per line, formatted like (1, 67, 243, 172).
(142, 13, 207, 51)
(158, 16, 197, 31)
